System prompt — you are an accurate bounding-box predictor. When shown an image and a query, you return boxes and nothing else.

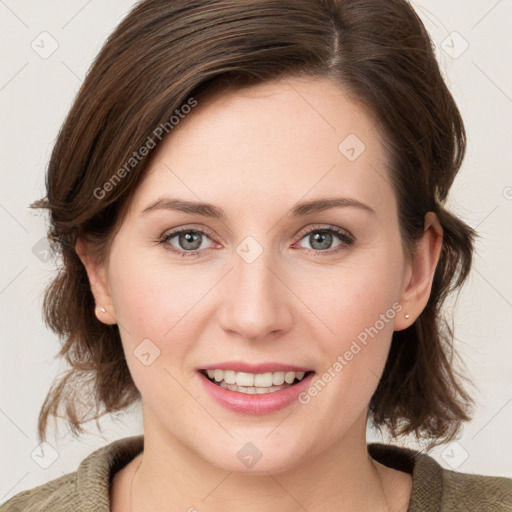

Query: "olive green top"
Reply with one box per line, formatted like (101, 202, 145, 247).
(1, 435, 511, 511)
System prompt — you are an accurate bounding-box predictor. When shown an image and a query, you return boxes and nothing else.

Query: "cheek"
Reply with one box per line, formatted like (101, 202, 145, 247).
(298, 246, 403, 406)
(107, 252, 208, 405)
(108, 249, 212, 342)
(289, 294, 401, 455)
(302, 254, 403, 346)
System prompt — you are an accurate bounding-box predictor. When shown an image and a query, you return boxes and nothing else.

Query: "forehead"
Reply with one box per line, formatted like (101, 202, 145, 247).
(127, 76, 394, 221)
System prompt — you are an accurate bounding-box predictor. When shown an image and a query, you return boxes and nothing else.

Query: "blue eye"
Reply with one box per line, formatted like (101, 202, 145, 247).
(158, 225, 354, 258)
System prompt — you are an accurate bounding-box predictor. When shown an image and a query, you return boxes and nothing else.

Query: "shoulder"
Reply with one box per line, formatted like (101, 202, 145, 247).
(368, 442, 512, 511)
(0, 472, 77, 512)
(0, 435, 144, 512)
(440, 468, 512, 511)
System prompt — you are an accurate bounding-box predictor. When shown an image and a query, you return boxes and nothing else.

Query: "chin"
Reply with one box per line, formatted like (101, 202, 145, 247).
(195, 435, 310, 475)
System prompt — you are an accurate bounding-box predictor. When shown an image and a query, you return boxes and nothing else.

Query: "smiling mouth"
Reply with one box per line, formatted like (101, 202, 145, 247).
(199, 369, 315, 395)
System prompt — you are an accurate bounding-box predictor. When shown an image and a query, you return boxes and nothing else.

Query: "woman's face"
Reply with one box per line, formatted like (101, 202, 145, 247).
(87, 76, 428, 473)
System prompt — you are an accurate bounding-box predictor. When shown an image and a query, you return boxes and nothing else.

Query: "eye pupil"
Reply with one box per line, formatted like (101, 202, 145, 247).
(310, 231, 332, 250)
(180, 231, 201, 250)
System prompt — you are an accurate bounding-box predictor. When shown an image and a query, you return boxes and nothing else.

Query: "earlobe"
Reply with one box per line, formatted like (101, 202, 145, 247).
(75, 238, 117, 325)
(394, 212, 443, 332)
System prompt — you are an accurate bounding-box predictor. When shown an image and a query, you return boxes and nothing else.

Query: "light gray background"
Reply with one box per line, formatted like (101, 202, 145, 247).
(1, 0, 511, 502)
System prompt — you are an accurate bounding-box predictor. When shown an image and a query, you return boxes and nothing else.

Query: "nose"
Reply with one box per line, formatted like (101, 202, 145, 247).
(218, 247, 294, 342)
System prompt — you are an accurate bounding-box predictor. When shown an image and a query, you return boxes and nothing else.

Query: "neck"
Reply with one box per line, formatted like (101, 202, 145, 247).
(129, 408, 405, 512)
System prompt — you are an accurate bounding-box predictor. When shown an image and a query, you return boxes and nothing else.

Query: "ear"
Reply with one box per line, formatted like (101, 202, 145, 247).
(394, 211, 443, 331)
(75, 237, 117, 325)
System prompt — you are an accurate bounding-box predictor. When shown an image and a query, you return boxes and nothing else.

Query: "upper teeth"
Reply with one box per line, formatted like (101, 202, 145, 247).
(206, 369, 306, 387)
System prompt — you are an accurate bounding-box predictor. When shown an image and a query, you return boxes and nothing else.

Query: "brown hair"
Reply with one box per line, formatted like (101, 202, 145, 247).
(31, 0, 476, 446)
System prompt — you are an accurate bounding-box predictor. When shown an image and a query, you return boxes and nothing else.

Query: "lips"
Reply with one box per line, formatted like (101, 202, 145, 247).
(197, 369, 316, 414)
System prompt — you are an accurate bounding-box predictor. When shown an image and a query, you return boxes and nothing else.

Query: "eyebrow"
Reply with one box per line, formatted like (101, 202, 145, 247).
(141, 196, 376, 219)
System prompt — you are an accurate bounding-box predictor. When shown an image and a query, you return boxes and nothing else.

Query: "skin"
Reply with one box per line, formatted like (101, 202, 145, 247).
(77, 76, 443, 512)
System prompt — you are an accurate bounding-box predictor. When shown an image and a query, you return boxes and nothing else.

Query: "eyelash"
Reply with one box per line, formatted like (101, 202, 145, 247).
(157, 225, 354, 258)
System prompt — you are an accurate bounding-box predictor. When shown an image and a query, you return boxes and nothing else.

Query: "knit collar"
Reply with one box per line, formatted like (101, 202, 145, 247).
(368, 442, 443, 511)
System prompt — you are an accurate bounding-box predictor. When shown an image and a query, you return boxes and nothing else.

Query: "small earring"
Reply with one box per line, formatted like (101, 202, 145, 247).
(404, 313, 410, 319)
(98, 307, 106, 313)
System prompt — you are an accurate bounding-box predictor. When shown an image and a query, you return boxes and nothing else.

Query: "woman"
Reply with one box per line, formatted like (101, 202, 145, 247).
(2, 0, 511, 511)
